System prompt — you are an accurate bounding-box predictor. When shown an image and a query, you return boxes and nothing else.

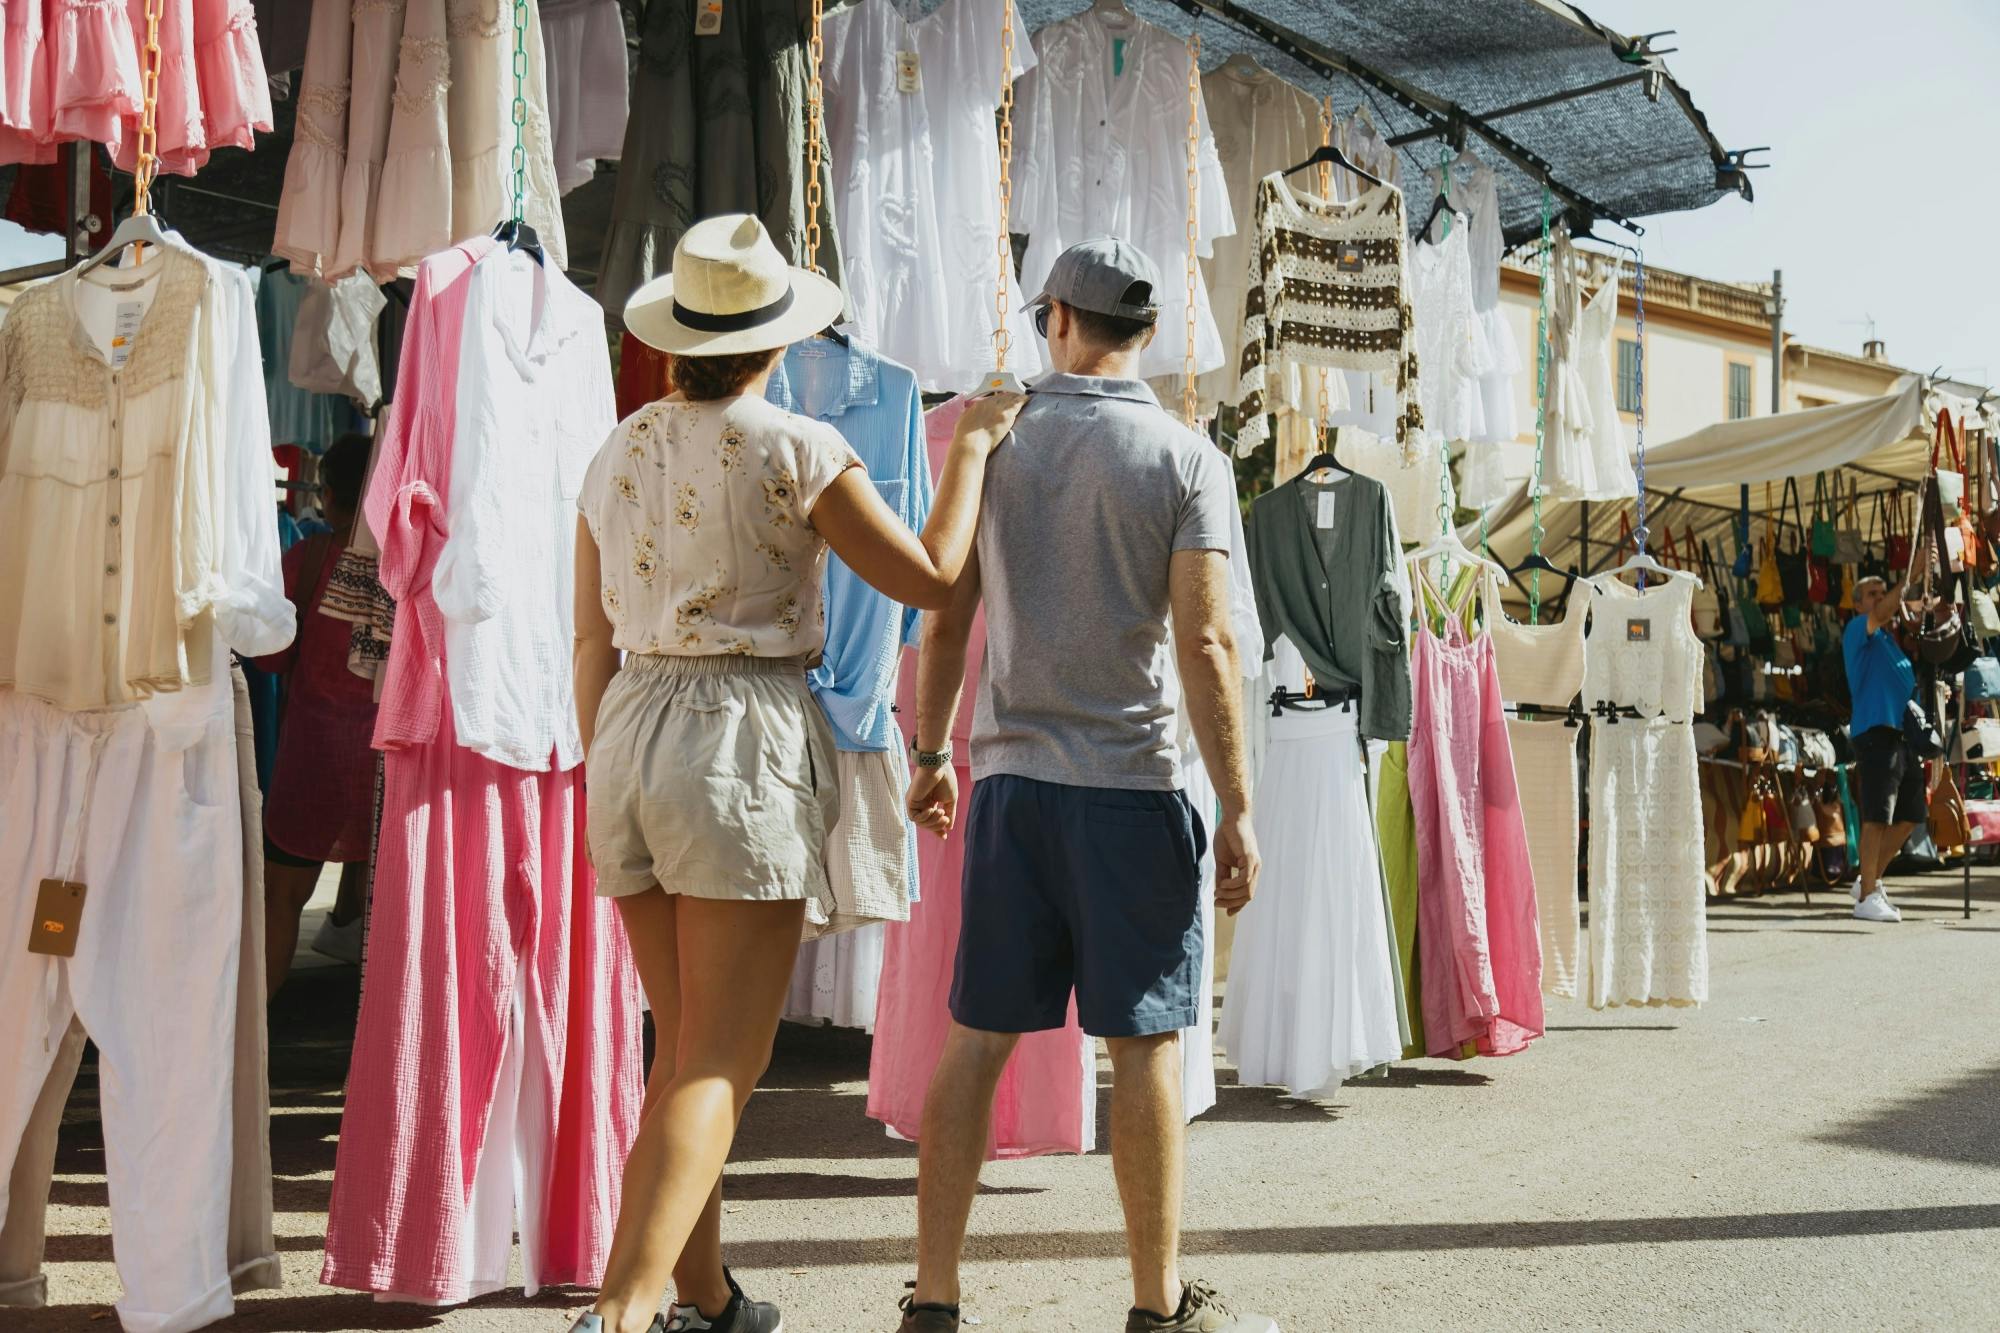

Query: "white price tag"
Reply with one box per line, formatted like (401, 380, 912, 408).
(896, 50, 921, 93)
(110, 301, 144, 369)
(695, 0, 722, 35)
(1316, 490, 1336, 530)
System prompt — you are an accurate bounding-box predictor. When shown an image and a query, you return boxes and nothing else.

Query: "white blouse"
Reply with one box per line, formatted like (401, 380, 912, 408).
(1013, 10, 1233, 380)
(433, 251, 613, 771)
(822, 0, 1042, 391)
(0, 247, 293, 712)
(578, 395, 862, 662)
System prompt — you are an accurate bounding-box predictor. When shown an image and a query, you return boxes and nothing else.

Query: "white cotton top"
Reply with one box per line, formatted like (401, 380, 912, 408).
(1013, 9, 1234, 380)
(578, 394, 863, 663)
(823, 0, 1043, 391)
(0, 246, 293, 711)
(432, 251, 613, 771)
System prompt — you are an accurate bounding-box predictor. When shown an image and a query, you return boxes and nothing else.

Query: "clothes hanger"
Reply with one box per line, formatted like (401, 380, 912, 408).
(1294, 425, 1348, 480)
(1218, 51, 1265, 78)
(1089, 0, 1136, 23)
(490, 216, 544, 266)
(1408, 526, 1510, 581)
(78, 207, 175, 276)
(1508, 549, 1577, 588)
(1592, 544, 1699, 588)
(1283, 142, 1384, 191)
(1413, 190, 1458, 246)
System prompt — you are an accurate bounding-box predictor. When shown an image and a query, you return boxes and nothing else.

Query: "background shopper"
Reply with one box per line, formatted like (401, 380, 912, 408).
(257, 432, 378, 996)
(1843, 575, 1923, 923)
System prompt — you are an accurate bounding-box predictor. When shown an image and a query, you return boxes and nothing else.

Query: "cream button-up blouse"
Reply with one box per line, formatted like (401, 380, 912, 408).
(0, 246, 294, 712)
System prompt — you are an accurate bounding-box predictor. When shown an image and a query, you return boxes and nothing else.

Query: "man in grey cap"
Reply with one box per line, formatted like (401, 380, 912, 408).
(895, 238, 1273, 1333)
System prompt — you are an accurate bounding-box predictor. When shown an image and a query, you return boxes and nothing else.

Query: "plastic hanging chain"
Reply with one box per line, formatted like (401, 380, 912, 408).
(508, 0, 528, 225)
(1528, 185, 1552, 622)
(989, 0, 1017, 377)
(133, 0, 164, 216)
(803, 0, 827, 275)
(1180, 23, 1202, 427)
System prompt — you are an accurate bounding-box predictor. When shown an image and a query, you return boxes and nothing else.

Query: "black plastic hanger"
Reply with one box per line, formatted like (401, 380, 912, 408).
(1414, 188, 1457, 247)
(1282, 143, 1384, 191)
(1297, 426, 1346, 479)
(492, 217, 544, 266)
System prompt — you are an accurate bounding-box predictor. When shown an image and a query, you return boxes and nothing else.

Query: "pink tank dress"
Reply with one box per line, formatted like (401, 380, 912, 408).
(1405, 559, 1545, 1057)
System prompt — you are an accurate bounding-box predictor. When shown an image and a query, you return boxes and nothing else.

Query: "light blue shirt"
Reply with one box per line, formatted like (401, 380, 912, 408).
(767, 341, 932, 753)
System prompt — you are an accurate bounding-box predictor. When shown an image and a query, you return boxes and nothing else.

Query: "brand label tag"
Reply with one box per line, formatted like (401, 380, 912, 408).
(1627, 618, 1652, 642)
(1332, 241, 1366, 273)
(1316, 491, 1336, 530)
(695, 0, 723, 35)
(29, 879, 85, 957)
(896, 50, 921, 93)
(110, 301, 144, 369)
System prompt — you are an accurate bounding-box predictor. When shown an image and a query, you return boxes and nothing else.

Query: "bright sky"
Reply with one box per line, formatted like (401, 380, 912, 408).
(3, 2, 1993, 384)
(1581, 0, 2000, 385)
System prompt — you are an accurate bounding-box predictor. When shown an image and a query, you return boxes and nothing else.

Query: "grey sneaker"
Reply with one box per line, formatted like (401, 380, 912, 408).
(1126, 1281, 1279, 1333)
(666, 1270, 783, 1332)
(896, 1293, 961, 1332)
(567, 1316, 668, 1333)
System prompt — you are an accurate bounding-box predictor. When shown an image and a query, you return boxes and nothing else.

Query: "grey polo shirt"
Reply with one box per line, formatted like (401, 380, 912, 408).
(969, 374, 1236, 790)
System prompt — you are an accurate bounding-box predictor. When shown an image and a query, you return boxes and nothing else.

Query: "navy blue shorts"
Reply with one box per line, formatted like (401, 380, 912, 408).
(949, 774, 1206, 1039)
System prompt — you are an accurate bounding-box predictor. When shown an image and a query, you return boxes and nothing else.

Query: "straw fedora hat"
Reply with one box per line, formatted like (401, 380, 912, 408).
(623, 214, 845, 356)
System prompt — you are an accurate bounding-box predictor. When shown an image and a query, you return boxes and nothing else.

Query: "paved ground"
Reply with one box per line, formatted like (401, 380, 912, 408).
(15, 869, 2000, 1333)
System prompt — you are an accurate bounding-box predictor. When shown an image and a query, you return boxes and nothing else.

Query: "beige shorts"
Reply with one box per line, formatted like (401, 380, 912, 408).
(587, 654, 839, 902)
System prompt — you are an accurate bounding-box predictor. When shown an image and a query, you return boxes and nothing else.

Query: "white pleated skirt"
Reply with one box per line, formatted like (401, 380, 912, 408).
(1219, 704, 1402, 1097)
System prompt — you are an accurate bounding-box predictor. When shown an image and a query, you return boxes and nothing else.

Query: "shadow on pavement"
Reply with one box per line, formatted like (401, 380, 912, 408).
(1814, 1062, 2000, 1169)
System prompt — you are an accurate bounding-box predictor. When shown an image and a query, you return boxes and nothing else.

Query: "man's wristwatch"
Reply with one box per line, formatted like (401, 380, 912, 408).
(910, 740, 953, 769)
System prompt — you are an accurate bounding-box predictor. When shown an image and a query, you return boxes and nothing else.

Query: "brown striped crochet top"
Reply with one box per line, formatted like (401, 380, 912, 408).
(1235, 173, 1421, 456)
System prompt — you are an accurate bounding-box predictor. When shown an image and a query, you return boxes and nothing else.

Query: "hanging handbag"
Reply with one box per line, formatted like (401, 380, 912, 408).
(1738, 780, 1767, 844)
(1733, 489, 1753, 578)
(1983, 433, 2000, 552)
(1933, 407, 1967, 521)
(1931, 762, 1971, 853)
(1807, 552, 1830, 604)
(1965, 655, 2000, 701)
(1884, 490, 1913, 577)
(1788, 779, 1820, 841)
(1972, 584, 2000, 642)
(1691, 535, 1726, 639)
(1904, 698, 1945, 760)
(1756, 482, 1785, 609)
(1798, 728, 1838, 771)
(1833, 473, 1866, 565)
(1777, 476, 1811, 603)
(1738, 574, 1773, 653)
(1810, 472, 1837, 557)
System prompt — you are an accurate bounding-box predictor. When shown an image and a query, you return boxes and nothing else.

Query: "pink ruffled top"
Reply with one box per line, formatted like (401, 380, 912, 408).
(1, 0, 270, 172)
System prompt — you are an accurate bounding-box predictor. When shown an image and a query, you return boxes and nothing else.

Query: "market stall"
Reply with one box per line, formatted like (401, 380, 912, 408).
(0, 1, 1767, 1327)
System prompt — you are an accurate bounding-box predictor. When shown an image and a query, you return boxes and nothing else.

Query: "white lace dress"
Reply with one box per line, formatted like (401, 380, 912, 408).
(1546, 256, 1636, 502)
(1583, 574, 1708, 1009)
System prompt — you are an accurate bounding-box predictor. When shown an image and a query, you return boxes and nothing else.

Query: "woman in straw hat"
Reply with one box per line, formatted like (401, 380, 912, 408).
(569, 215, 1022, 1333)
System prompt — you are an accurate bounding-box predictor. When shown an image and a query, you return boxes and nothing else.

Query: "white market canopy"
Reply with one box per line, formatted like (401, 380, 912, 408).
(1481, 377, 1998, 586)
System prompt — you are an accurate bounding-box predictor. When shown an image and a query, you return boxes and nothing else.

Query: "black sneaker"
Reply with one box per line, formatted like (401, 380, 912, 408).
(1126, 1280, 1279, 1332)
(666, 1269, 783, 1333)
(896, 1293, 961, 1332)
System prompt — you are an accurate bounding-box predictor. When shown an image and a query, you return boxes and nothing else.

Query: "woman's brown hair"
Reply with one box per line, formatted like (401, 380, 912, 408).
(667, 348, 782, 402)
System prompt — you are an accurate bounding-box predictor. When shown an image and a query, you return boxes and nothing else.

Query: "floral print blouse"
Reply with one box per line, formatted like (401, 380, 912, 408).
(577, 394, 862, 657)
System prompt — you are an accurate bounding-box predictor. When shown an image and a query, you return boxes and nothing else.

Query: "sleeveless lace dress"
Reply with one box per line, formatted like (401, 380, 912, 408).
(1487, 575, 1588, 999)
(1583, 574, 1708, 1008)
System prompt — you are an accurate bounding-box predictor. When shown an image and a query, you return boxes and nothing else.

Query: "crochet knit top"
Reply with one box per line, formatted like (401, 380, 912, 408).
(1235, 173, 1420, 456)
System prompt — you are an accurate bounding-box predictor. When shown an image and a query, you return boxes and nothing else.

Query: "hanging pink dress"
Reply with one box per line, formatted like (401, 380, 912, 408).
(1405, 560, 1544, 1058)
(865, 397, 1095, 1159)
(322, 239, 643, 1303)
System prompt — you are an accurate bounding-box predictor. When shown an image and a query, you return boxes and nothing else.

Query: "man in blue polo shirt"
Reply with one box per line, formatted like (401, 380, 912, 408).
(1843, 575, 1921, 923)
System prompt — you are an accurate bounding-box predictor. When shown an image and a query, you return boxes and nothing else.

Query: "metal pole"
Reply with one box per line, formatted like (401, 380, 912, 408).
(67, 141, 96, 266)
(1770, 268, 1784, 414)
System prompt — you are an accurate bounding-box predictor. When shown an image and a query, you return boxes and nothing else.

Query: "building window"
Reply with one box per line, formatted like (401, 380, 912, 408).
(1728, 362, 1753, 420)
(1616, 339, 1641, 414)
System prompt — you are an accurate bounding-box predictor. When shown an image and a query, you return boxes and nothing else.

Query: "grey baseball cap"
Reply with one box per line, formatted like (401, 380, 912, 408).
(1026, 237, 1161, 324)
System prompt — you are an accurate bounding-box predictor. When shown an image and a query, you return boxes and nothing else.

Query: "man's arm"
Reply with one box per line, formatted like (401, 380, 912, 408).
(1868, 579, 1908, 633)
(1170, 547, 1261, 915)
(906, 550, 982, 837)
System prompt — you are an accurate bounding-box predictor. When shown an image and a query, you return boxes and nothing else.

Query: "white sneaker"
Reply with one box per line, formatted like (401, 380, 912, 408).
(310, 912, 363, 964)
(1854, 890, 1902, 923)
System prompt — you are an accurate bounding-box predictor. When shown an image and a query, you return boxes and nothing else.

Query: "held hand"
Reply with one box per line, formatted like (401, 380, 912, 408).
(953, 391, 1027, 455)
(1212, 810, 1261, 917)
(907, 762, 960, 838)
